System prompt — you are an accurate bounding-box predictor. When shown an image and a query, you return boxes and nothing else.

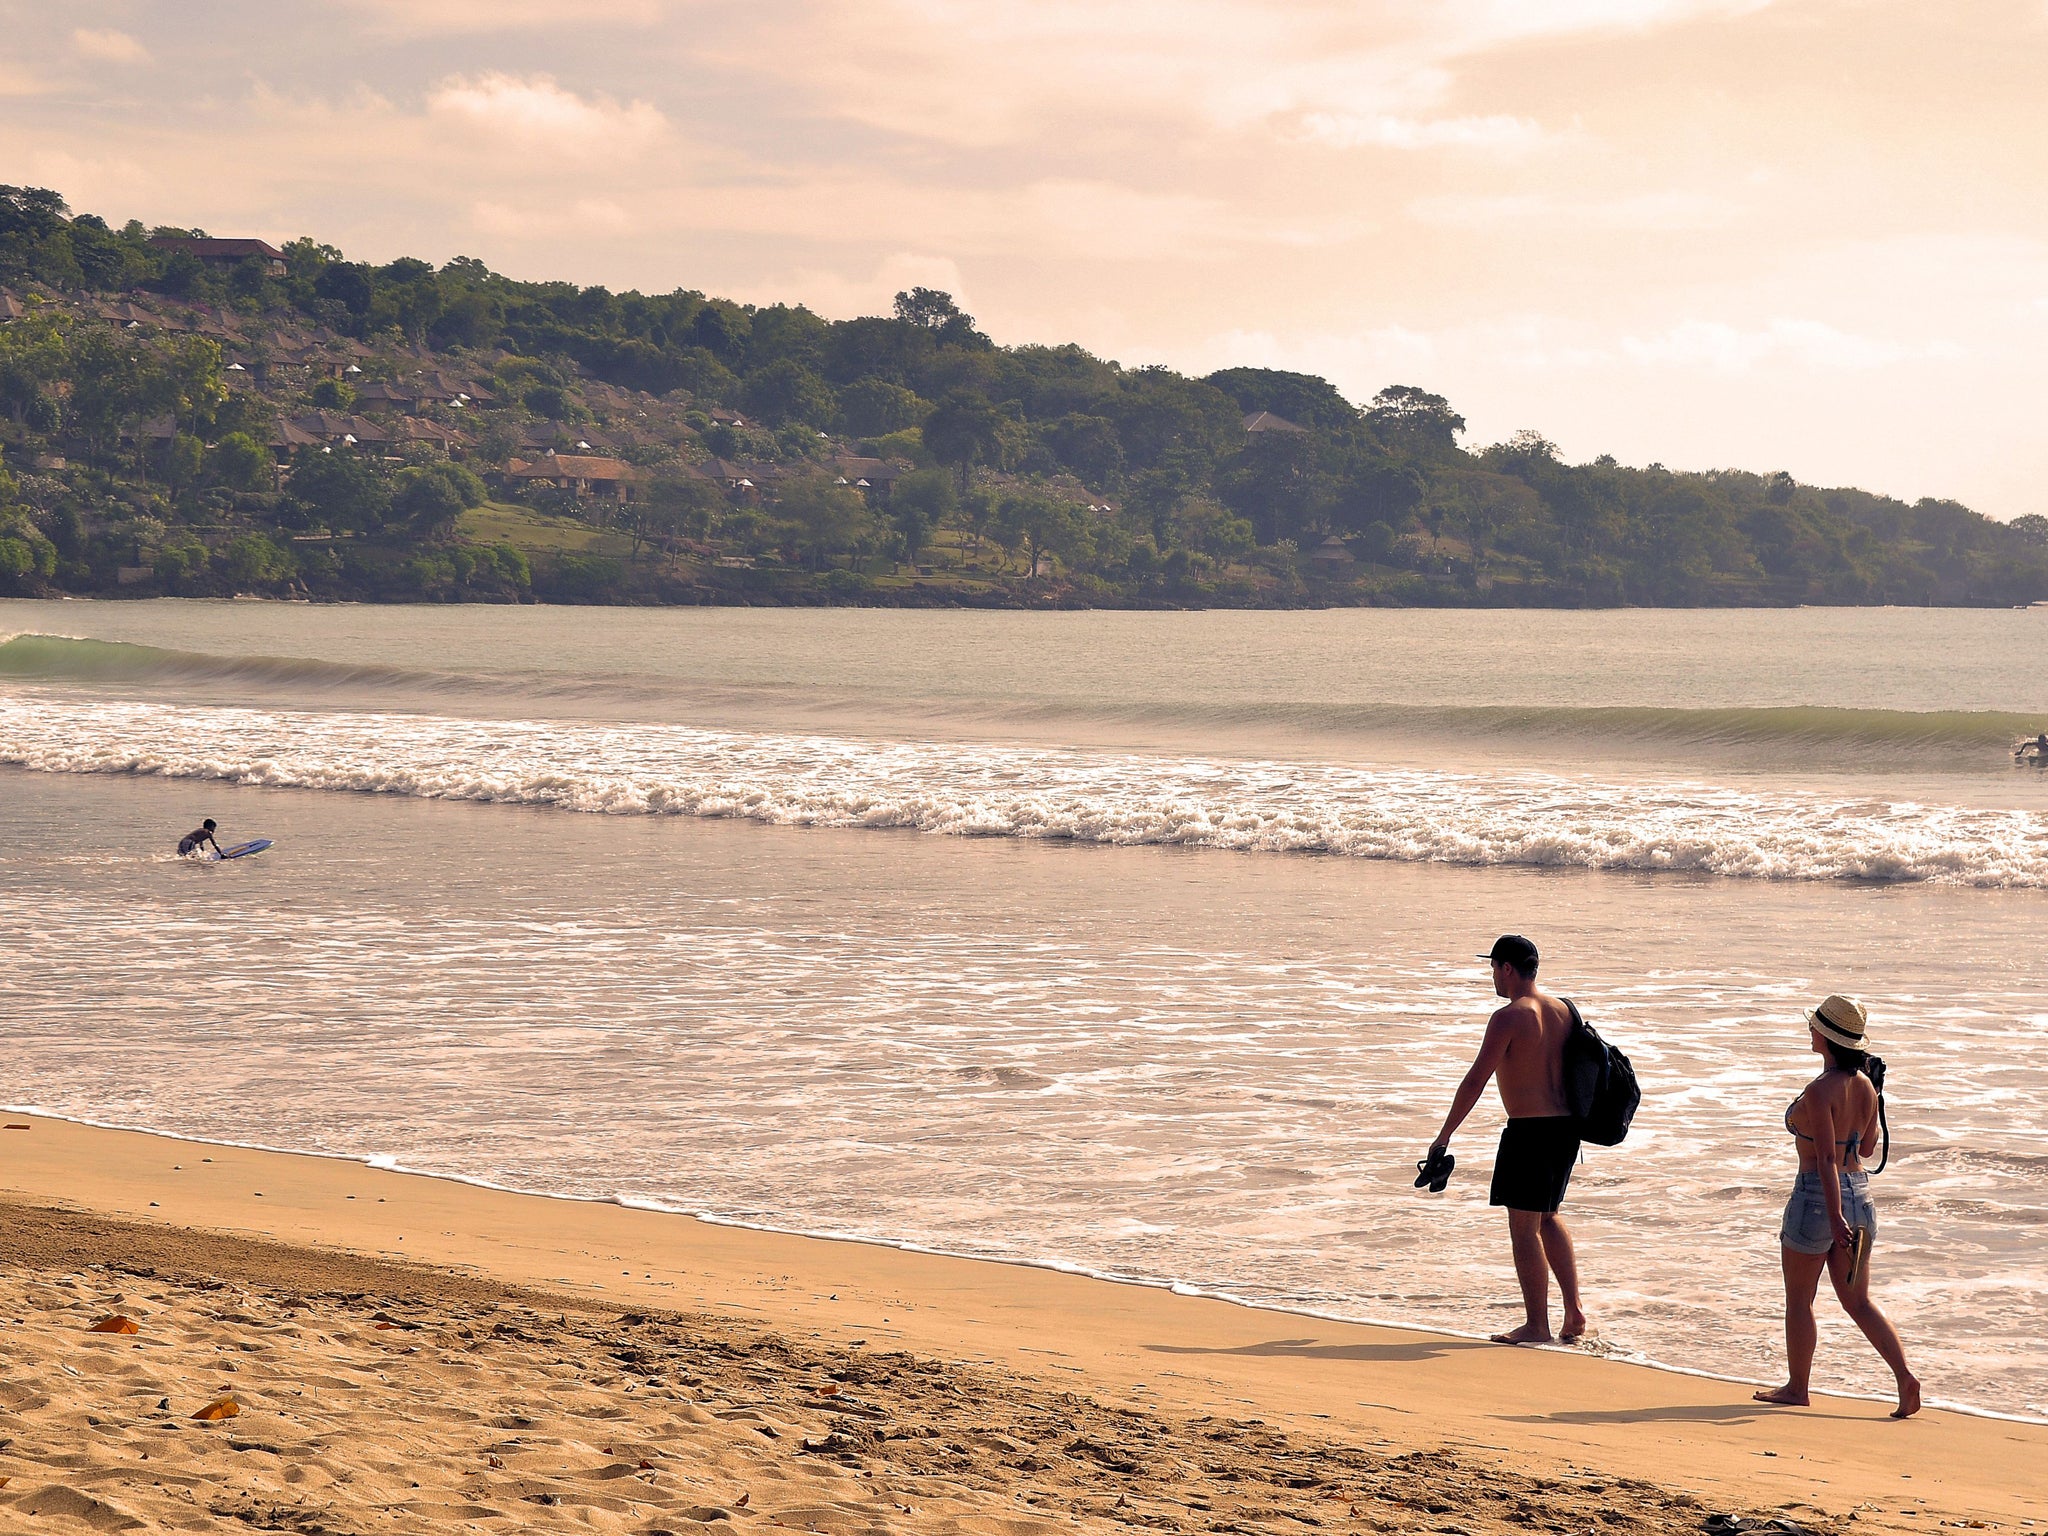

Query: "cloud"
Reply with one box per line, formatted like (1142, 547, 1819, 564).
(1288, 111, 1543, 151)
(0, 62, 50, 96)
(1412, 189, 1730, 230)
(472, 197, 637, 240)
(426, 73, 667, 150)
(1439, 0, 1780, 49)
(337, 0, 673, 34)
(71, 28, 149, 64)
(1618, 318, 1965, 372)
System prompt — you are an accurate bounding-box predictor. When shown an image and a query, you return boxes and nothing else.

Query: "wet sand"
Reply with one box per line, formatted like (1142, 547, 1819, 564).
(2, 1113, 2040, 1534)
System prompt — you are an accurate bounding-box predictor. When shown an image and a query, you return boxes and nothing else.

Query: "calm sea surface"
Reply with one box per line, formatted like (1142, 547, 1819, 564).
(3, 600, 2045, 1416)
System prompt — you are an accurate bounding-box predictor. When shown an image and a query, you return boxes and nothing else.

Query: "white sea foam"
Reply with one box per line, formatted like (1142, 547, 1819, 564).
(3, 692, 2044, 887)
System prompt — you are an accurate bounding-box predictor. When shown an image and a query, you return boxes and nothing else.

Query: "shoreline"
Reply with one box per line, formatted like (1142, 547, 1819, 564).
(3, 1112, 2043, 1534)
(10, 1101, 2024, 1430)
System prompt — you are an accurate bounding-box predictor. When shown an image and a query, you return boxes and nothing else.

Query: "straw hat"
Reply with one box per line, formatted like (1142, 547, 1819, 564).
(1808, 994, 1870, 1051)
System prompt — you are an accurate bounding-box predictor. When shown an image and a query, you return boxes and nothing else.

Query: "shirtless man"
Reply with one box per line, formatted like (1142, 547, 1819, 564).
(1428, 934, 1587, 1345)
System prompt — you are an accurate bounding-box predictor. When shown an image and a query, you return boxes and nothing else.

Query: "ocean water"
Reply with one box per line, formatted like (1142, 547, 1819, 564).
(3, 600, 2045, 1417)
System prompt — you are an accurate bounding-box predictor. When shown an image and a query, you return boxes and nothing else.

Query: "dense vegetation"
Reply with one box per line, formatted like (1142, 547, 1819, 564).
(3, 184, 2044, 608)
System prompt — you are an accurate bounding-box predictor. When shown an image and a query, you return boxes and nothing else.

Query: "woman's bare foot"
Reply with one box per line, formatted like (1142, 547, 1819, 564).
(1891, 1375, 1922, 1419)
(1752, 1384, 1809, 1406)
(1559, 1307, 1588, 1343)
(1490, 1323, 1554, 1345)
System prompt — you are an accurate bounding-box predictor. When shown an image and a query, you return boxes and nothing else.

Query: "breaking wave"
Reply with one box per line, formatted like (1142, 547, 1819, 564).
(3, 690, 2043, 887)
(4, 632, 2043, 763)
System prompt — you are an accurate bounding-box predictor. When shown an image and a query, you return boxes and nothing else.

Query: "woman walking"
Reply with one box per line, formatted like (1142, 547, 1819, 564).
(1754, 994, 1921, 1418)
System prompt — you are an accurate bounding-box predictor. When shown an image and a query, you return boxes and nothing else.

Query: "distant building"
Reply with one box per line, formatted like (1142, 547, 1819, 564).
(1242, 410, 1309, 436)
(505, 453, 644, 502)
(829, 455, 906, 503)
(288, 412, 392, 448)
(1309, 535, 1355, 568)
(148, 236, 289, 277)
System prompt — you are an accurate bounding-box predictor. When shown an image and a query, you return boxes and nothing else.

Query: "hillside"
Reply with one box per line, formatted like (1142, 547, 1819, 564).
(3, 184, 2044, 608)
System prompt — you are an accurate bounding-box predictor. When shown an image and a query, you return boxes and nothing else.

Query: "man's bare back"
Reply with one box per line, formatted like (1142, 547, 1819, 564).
(1489, 992, 1573, 1121)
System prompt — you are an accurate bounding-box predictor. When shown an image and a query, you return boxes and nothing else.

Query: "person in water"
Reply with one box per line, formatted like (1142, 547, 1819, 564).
(177, 819, 222, 858)
(1754, 994, 1921, 1419)
(1429, 934, 1588, 1345)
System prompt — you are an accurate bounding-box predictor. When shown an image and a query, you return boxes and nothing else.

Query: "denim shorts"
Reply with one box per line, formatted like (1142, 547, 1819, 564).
(1779, 1169, 1877, 1255)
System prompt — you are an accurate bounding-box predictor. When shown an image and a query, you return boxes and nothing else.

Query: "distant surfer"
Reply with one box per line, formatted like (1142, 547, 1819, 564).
(2028, 732, 2048, 761)
(177, 819, 222, 858)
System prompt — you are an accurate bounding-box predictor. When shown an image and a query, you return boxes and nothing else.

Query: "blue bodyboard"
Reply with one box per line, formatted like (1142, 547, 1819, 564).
(218, 839, 273, 860)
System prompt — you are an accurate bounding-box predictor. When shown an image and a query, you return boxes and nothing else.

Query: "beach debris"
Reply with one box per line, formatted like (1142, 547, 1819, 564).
(87, 1314, 140, 1334)
(734, 1490, 750, 1507)
(4, 1123, 30, 1130)
(487, 1454, 504, 1468)
(192, 1397, 241, 1421)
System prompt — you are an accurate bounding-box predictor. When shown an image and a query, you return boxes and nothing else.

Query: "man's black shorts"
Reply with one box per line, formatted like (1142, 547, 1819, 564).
(1489, 1115, 1582, 1213)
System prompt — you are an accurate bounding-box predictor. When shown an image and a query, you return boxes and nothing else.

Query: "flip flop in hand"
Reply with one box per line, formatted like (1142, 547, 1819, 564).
(1413, 1146, 1455, 1193)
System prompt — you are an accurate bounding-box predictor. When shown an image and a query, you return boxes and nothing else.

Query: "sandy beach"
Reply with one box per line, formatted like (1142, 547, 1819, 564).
(1, 1115, 2039, 1535)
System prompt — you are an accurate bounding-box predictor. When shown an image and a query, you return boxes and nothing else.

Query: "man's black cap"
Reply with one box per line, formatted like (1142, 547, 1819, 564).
(1479, 934, 1539, 970)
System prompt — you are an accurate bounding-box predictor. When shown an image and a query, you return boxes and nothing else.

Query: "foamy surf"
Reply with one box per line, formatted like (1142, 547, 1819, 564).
(3, 692, 2044, 887)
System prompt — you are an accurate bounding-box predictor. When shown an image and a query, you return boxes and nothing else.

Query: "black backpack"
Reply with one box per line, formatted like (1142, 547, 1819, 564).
(1562, 997, 1640, 1147)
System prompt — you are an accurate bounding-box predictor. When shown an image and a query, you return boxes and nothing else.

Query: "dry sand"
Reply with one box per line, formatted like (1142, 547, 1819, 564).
(2, 1113, 2040, 1535)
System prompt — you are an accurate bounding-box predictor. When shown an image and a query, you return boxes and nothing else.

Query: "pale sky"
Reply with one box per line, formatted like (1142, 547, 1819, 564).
(5, 0, 2045, 518)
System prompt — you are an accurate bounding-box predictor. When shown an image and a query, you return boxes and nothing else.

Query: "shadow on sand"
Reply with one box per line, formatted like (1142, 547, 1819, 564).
(1501, 1402, 1869, 1426)
(1146, 1335, 1496, 1365)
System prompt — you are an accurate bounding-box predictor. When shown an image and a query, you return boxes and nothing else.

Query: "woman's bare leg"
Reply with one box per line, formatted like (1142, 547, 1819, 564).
(1754, 1247, 1826, 1406)
(1825, 1241, 1921, 1418)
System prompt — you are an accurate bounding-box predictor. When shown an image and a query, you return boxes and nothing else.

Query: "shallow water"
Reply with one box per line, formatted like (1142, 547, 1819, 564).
(3, 600, 2045, 1416)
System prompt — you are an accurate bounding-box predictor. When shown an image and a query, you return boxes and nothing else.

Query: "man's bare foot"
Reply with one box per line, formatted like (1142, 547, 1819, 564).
(1752, 1384, 1809, 1406)
(1891, 1375, 1922, 1419)
(1559, 1308, 1588, 1343)
(1491, 1323, 1554, 1345)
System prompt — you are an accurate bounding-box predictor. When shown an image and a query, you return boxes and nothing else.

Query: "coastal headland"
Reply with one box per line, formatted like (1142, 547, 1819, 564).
(2, 1113, 2037, 1535)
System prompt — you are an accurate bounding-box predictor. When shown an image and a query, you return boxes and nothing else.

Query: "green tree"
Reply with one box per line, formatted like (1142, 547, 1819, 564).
(165, 432, 205, 494)
(994, 490, 1092, 577)
(392, 461, 486, 538)
(0, 305, 71, 428)
(210, 432, 275, 492)
(65, 329, 147, 466)
(835, 378, 925, 437)
(287, 449, 390, 532)
(741, 359, 835, 428)
(1202, 366, 1358, 434)
(923, 393, 1007, 489)
(309, 377, 356, 410)
(0, 185, 70, 279)
(891, 287, 988, 347)
(1366, 385, 1466, 458)
(1214, 430, 1326, 545)
(632, 469, 725, 558)
(776, 475, 876, 569)
(889, 468, 955, 565)
(1040, 413, 1124, 488)
(220, 533, 296, 590)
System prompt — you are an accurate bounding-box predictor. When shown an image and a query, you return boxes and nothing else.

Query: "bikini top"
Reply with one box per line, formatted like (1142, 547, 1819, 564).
(1785, 1097, 1861, 1151)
